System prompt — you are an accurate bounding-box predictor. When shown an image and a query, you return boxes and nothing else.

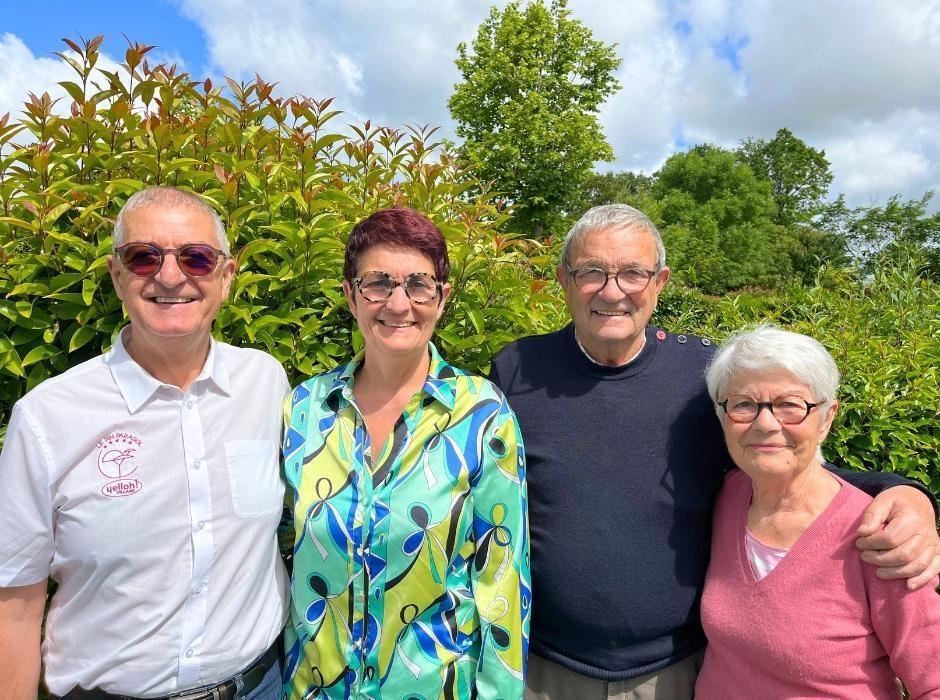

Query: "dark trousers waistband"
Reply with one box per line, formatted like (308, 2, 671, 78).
(54, 640, 280, 700)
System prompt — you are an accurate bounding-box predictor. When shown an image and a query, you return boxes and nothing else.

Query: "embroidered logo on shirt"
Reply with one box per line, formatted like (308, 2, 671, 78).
(96, 432, 143, 497)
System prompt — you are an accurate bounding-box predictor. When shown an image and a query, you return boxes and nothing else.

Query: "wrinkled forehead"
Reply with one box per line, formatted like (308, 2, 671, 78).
(123, 203, 218, 243)
(567, 225, 659, 267)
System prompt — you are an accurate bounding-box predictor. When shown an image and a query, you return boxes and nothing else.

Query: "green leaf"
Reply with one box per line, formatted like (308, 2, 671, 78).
(67, 325, 97, 353)
(22, 344, 61, 367)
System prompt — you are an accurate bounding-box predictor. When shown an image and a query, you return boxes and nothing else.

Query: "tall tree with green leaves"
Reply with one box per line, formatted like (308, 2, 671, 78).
(737, 128, 833, 226)
(449, 0, 621, 236)
(652, 144, 781, 293)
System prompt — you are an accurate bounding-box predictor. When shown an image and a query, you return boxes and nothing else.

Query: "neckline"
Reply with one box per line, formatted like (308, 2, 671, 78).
(734, 470, 849, 586)
(563, 324, 659, 380)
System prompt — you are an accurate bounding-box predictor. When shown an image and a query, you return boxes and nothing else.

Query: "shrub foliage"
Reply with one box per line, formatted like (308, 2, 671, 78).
(0, 36, 566, 429)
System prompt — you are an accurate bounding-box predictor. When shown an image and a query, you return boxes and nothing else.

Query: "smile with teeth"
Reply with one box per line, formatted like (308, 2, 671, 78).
(150, 297, 195, 304)
(593, 309, 628, 316)
(379, 320, 416, 328)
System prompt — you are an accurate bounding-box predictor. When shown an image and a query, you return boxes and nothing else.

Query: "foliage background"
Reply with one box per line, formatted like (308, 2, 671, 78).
(0, 38, 937, 503)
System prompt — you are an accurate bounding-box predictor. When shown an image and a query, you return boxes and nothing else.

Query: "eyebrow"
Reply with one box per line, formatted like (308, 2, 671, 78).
(573, 259, 651, 269)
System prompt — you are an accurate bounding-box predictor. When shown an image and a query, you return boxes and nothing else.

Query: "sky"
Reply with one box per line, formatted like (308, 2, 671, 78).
(1, 0, 939, 211)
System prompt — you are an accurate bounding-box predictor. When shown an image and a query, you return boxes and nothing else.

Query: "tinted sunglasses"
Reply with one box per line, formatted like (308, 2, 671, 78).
(115, 242, 228, 278)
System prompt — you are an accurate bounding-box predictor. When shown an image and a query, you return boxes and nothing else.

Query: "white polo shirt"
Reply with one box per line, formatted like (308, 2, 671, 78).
(0, 330, 290, 697)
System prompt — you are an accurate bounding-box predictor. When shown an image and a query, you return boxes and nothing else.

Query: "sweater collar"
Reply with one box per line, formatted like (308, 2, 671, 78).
(563, 323, 659, 379)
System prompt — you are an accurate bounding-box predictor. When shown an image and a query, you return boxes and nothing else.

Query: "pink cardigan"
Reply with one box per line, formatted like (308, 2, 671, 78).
(696, 469, 940, 699)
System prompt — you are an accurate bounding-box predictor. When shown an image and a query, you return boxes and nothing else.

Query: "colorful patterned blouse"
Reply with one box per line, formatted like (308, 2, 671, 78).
(282, 345, 530, 700)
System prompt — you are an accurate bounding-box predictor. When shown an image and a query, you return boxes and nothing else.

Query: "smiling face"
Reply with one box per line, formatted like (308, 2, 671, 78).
(342, 243, 451, 363)
(107, 203, 235, 352)
(557, 225, 670, 365)
(719, 367, 838, 482)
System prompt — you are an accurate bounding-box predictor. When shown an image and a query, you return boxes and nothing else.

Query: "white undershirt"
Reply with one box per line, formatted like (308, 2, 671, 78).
(575, 331, 647, 367)
(745, 528, 790, 580)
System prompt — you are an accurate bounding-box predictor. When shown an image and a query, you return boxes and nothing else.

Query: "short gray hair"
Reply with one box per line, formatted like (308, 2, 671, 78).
(705, 325, 840, 404)
(561, 204, 666, 271)
(113, 187, 229, 255)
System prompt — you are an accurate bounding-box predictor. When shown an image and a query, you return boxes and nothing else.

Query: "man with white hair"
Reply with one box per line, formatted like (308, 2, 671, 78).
(489, 204, 940, 699)
(0, 187, 289, 699)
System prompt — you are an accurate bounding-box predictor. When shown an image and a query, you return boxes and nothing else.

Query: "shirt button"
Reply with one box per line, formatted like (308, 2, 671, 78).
(185, 648, 194, 658)
(186, 400, 194, 409)
(193, 583, 204, 594)
(193, 459, 202, 470)
(196, 520, 206, 531)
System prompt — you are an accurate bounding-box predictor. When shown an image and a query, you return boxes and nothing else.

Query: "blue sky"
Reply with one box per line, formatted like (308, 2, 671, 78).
(2, 0, 938, 210)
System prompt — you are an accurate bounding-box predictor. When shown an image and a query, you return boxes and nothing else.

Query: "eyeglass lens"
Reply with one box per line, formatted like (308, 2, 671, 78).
(724, 397, 814, 424)
(358, 272, 439, 303)
(120, 243, 222, 277)
(574, 268, 653, 293)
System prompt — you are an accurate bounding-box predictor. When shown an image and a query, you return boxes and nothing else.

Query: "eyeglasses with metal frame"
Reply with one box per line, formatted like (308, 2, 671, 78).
(566, 265, 659, 294)
(115, 242, 228, 278)
(354, 270, 442, 304)
(717, 396, 824, 425)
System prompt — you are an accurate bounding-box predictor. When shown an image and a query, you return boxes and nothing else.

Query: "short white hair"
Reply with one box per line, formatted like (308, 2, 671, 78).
(705, 325, 840, 403)
(113, 187, 229, 255)
(561, 204, 666, 270)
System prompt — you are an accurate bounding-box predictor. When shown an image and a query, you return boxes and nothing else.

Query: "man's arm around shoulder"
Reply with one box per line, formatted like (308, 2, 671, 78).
(832, 465, 940, 590)
(0, 580, 47, 699)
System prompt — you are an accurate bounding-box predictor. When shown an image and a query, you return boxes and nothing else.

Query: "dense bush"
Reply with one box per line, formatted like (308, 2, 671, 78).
(0, 37, 566, 431)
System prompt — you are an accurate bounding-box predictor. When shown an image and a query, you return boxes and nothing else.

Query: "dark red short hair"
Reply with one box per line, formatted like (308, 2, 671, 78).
(344, 208, 450, 282)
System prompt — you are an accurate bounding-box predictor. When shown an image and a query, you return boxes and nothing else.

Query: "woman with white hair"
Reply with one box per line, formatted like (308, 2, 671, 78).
(695, 325, 940, 698)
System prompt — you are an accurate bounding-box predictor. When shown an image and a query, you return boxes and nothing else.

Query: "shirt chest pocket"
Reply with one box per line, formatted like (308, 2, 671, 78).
(224, 439, 284, 518)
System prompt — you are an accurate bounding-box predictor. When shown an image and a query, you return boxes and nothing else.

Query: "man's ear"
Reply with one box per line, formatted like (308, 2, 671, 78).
(220, 257, 237, 297)
(107, 255, 125, 302)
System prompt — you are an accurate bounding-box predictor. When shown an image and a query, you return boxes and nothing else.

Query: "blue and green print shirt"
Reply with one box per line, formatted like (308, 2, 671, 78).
(282, 344, 529, 699)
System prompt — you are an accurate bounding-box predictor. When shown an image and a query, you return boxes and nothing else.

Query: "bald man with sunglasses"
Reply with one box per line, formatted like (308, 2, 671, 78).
(0, 188, 289, 700)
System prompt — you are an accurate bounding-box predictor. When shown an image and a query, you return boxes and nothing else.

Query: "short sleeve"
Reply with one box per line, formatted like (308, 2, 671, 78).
(0, 402, 55, 586)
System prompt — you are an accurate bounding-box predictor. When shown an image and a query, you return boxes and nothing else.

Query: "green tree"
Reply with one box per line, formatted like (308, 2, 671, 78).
(817, 192, 940, 276)
(566, 170, 654, 218)
(737, 127, 833, 226)
(449, 0, 621, 236)
(738, 129, 832, 226)
(651, 144, 782, 293)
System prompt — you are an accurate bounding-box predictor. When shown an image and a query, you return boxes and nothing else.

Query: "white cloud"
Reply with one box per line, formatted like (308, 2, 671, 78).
(0, 33, 73, 121)
(0, 33, 124, 128)
(822, 111, 940, 204)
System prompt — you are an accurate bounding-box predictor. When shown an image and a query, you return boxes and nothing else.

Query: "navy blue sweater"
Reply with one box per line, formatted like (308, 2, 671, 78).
(490, 323, 920, 680)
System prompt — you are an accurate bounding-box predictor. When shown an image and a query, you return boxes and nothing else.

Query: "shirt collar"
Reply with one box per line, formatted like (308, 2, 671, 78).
(324, 342, 457, 411)
(107, 327, 231, 413)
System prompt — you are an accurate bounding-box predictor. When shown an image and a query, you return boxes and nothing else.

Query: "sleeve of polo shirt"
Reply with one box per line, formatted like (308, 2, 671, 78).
(0, 403, 55, 587)
(471, 394, 529, 699)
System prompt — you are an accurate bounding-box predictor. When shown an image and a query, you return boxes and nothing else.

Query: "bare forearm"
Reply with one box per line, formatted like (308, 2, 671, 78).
(0, 581, 47, 699)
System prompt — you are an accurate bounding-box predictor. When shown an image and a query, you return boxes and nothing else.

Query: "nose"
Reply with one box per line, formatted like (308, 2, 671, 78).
(153, 251, 188, 287)
(597, 274, 627, 302)
(384, 284, 411, 313)
(751, 404, 783, 431)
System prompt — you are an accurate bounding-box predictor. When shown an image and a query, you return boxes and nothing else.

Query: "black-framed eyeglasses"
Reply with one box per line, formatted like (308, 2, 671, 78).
(115, 242, 228, 278)
(566, 265, 659, 294)
(717, 396, 824, 425)
(354, 271, 442, 304)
